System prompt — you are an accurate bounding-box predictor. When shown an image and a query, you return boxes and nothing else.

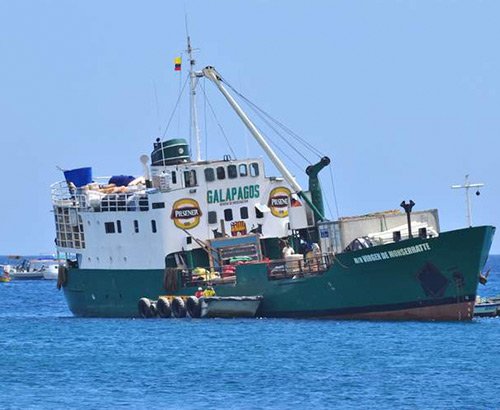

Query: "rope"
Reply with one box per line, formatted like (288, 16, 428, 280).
(177, 51, 184, 137)
(323, 178, 335, 220)
(329, 165, 340, 219)
(200, 83, 237, 159)
(223, 79, 324, 159)
(242, 99, 311, 165)
(162, 74, 190, 139)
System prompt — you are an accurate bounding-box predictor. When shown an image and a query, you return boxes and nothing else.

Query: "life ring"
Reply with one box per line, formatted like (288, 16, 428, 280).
(186, 296, 201, 318)
(172, 297, 187, 318)
(157, 296, 172, 318)
(138, 298, 155, 318)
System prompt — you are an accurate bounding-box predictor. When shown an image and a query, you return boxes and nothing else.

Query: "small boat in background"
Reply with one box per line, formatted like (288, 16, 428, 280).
(0, 265, 12, 282)
(42, 262, 60, 280)
(474, 296, 500, 317)
(10, 258, 61, 280)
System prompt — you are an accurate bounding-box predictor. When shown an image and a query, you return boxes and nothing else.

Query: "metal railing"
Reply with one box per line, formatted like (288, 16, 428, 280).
(163, 254, 334, 290)
(51, 179, 151, 213)
(267, 254, 333, 280)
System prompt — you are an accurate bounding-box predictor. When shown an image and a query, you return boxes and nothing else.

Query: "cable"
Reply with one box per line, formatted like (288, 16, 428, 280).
(223, 79, 324, 159)
(200, 83, 238, 159)
(162, 74, 190, 139)
(242, 99, 311, 165)
(329, 165, 340, 219)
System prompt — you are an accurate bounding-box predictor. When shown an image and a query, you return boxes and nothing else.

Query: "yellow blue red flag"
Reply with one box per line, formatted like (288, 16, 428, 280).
(174, 57, 181, 71)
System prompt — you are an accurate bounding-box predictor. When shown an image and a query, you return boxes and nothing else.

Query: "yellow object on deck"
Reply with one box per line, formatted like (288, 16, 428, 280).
(203, 287, 216, 297)
(193, 267, 219, 281)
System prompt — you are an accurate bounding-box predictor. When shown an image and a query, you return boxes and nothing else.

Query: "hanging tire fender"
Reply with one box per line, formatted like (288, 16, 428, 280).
(138, 298, 155, 318)
(172, 297, 187, 318)
(186, 296, 201, 318)
(157, 296, 172, 318)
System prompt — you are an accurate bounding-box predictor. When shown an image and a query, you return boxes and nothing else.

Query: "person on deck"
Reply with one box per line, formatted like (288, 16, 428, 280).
(195, 287, 204, 298)
(282, 243, 295, 258)
(203, 286, 216, 297)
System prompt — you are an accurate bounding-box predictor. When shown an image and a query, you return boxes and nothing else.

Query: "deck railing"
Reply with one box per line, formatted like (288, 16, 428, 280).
(266, 254, 333, 280)
(164, 254, 334, 290)
(51, 179, 150, 213)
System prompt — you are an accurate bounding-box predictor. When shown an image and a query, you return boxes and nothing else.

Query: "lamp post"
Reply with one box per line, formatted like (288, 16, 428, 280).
(400, 200, 415, 239)
(451, 175, 484, 227)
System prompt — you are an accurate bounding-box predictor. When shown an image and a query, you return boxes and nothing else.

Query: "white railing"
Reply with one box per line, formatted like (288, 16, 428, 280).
(51, 178, 151, 213)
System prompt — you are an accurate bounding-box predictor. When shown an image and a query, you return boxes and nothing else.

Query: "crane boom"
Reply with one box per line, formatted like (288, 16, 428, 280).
(202, 66, 325, 221)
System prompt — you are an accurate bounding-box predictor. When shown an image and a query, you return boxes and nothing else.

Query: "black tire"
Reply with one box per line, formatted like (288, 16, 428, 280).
(186, 296, 201, 318)
(157, 296, 172, 318)
(172, 297, 187, 318)
(138, 298, 154, 318)
(150, 301, 158, 317)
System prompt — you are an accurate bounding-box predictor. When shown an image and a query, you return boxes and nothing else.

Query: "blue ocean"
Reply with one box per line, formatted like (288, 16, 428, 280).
(1, 256, 499, 409)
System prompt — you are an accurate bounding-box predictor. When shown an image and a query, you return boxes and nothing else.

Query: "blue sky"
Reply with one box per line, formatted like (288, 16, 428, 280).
(1, 1, 499, 254)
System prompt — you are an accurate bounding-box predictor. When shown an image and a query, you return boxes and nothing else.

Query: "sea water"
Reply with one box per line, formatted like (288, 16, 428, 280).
(0, 256, 499, 409)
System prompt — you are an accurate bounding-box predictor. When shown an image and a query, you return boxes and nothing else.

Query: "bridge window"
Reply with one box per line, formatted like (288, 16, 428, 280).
(228, 165, 237, 179)
(240, 207, 249, 220)
(184, 170, 197, 187)
(105, 222, 115, 234)
(208, 211, 217, 224)
(250, 163, 259, 177)
(239, 164, 248, 177)
(204, 168, 215, 182)
(224, 209, 233, 222)
(216, 166, 226, 180)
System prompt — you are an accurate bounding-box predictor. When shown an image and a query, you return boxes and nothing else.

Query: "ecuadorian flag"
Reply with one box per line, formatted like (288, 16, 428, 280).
(174, 57, 182, 71)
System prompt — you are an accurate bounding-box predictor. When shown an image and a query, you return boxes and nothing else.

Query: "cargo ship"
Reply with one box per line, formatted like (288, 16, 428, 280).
(51, 40, 495, 320)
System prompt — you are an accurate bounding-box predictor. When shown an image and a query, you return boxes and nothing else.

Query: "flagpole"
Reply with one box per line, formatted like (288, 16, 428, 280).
(186, 36, 202, 162)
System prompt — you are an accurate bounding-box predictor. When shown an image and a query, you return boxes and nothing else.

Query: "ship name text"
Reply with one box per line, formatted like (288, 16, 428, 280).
(207, 184, 260, 204)
(353, 243, 431, 265)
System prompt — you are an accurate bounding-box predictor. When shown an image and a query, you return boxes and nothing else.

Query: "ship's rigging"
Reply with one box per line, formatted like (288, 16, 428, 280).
(159, 39, 340, 220)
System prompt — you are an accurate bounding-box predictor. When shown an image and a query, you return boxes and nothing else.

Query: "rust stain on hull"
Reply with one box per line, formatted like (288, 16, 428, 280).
(331, 301, 474, 321)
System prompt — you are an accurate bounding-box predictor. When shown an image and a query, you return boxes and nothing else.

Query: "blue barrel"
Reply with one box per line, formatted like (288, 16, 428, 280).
(64, 167, 92, 187)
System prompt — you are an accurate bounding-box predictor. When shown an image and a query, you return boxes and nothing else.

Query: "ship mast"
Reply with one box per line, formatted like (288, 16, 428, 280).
(187, 36, 203, 162)
(202, 66, 325, 221)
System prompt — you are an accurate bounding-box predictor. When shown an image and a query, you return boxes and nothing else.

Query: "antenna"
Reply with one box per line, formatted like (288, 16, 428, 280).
(185, 16, 203, 162)
(140, 154, 150, 181)
(451, 174, 484, 227)
(153, 81, 161, 135)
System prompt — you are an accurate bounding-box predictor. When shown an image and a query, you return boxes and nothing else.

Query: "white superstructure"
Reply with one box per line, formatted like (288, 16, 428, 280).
(51, 154, 308, 270)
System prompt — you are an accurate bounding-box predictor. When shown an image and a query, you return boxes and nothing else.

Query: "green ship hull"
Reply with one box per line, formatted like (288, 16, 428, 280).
(61, 225, 494, 320)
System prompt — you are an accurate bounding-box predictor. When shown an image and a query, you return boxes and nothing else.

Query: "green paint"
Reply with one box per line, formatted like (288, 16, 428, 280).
(306, 157, 330, 221)
(62, 226, 494, 319)
(207, 184, 260, 204)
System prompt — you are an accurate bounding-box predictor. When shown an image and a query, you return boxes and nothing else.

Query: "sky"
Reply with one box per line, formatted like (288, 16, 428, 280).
(1, 0, 499, 254)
